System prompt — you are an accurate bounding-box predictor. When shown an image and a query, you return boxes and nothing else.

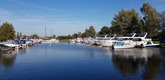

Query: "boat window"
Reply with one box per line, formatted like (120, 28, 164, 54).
(123, 38, 128, 40)
(122, 33, 134, 37)
(134, 33, 146, 37)
(147, 41, 152, 44)
(133, 38, 142, 41)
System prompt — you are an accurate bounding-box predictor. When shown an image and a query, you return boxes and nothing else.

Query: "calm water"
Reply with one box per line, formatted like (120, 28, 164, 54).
(0, 42, 165, 80)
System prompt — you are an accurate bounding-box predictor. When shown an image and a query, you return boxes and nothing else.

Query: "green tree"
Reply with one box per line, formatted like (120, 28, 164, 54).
(98, 26, 110, 35)
(22, 35, 27, 39)
(89, 26, 96, 36)
(72, 33, 78, 38)
(67, 34, 72, 39)
(20, 32, 22, 38)
(82, 29, 90, 38)
(0, 22, 15, 41)
(111, 9, 140, 34)
(159, 10, 165, 38)
(52, 34, 56, 39)
(140, 2, 160, 38)
(17, 32, 20, 39)
(77, 32, 82, 38)
(57, 36, 68, 40)
(30, 34, 39, 39)
(85, 29, 90, 37)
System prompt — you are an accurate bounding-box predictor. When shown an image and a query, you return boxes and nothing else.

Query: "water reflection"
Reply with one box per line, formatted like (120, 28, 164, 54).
(0, 50, 16, 68)
(159, 48, 165, 78)
(0, 49, 28, 69)
(110, 48, 161, 80)
(0, 43, 165, 80)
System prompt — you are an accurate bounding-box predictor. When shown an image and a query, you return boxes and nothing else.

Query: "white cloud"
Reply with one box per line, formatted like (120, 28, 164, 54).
(0, 8, 13, 14)
(0, 8, 107, 36)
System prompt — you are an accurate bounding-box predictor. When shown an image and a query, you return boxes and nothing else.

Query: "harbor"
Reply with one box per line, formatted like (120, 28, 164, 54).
(0, 39, 59, 51)
(69, 33, 162, 49)
(0, 43, 165, 80)
(0, 0, 165, 80)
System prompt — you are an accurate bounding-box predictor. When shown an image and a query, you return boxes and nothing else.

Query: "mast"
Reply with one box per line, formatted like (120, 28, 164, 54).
(51, 28, 52, 37)
(45, 26, 46, 37)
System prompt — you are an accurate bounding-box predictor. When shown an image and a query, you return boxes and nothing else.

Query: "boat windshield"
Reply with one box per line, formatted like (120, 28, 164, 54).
(132, 38, 142, 41)
(99, 35, 105, 37)
(134, 33, 146, 37)
(122, 33, 135, 37)
(107, 35, 115, 37)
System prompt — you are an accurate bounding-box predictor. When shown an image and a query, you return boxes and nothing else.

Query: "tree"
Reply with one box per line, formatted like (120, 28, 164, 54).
(98, 26, 110, 35)
(0, 22, 15, 41)
(17, 32, 20, 39)
(22, 35, 27, 39)
(82, 29, 90, 38)
(111, 9, 140, 34)
(89, 26, 96, 36)
(67, 34, 72, 39)
(77, 32, 82, 38)
(140, 2, 160, 38)
(85, 29, 90, 37)
(57, 36, 68, 40)
(72, 33, 78, 38)
(30, 34, 39, 39)
(159, 10, 165, 38)
(20, 32, 22, 38)
(52, 34, 56, 39)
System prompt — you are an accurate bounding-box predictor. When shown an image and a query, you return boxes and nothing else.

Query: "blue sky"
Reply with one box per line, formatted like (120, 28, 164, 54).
(0, 0, 165, 36)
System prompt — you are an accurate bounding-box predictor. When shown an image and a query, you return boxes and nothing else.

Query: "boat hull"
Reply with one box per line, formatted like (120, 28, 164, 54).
(145, 44, 159, 47)
(112, 45, 135, 49)
(99, 40, 114, 47)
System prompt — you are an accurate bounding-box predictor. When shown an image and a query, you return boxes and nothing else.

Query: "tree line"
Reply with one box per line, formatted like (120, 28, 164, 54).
(98, 2, 164, 40)
(57, 26, 96, 40)
(62, 2, 165, 40)
(0, 22, 57, 41)
(1, 2, 165, 41)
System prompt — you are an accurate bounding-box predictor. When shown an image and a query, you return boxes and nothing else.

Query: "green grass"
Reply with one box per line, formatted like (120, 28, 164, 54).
(59, 39, 69, 42)
(153, 41, 160, 44)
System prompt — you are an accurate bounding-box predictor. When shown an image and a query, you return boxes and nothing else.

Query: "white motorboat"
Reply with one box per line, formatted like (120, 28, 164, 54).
(70, 39, 76, 43)
(99, 35, 117, 47)
(20, 40, 27, 48)
(112, 41, 135, 49)
(75, 38, 82, 43)
(132, 33, 159, 48)
(50, 39, 59, 43)
(82, 37, 90, 44)
(112, 33, 159, 49)
(111, 33, 136, 49)
(41, 39, 53, 44)
(1, 39, 20, 49)
(88, 37, 96, 45)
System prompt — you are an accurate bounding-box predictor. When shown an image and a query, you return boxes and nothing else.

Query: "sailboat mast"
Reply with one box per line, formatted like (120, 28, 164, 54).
(45, 26, 47, 38)
(51, 28, 52, 37)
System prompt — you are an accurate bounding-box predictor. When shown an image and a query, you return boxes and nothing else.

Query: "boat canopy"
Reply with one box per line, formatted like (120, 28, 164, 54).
(7, 39, 19, 44)
(45, 39, 51, 40)
(107, 35, 115, 37)
(134, 33, 147, 37)
(122, 33, 135, 37)
(20, 40, 26, 44)
(99, 35, 106, 37)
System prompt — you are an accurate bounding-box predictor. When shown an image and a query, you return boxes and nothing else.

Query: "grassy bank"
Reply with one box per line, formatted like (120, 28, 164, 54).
(59, 39, 69, 42)
(153, 41, 160, 44)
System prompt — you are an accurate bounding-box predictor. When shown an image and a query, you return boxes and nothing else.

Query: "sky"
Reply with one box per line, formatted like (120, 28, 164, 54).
(0, 0, 165, 36)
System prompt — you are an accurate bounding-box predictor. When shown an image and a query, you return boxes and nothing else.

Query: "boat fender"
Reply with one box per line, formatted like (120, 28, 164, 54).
(141, 44, 144, 48)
